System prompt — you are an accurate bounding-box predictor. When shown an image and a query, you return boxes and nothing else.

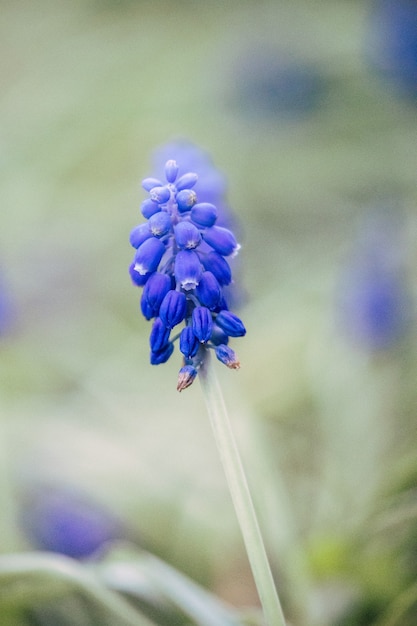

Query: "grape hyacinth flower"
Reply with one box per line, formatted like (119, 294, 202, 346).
(129, 153, 246, 392)
(20, 485, 124, 560)
(336, 206, 412, 352)
(366, 0, 417, 102)
(129, 145, 285, 626)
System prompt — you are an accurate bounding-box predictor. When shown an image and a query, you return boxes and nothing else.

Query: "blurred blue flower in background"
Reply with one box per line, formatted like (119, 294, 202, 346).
(336, 206, 413, 352)
(367, 0, 417, 101)
(0, 270, 15, 337)
(230, 46, 326, 120)
(20, 485, 125, 559)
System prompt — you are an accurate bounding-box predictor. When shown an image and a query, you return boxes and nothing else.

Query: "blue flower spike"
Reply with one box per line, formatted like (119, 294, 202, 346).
(129, 149, 245, 390)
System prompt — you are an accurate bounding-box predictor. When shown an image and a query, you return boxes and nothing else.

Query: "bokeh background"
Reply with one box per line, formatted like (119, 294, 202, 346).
(1, 1, 417, 625)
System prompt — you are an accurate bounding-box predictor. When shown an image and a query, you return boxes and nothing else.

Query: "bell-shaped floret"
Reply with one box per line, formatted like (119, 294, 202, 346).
(174, 250, 202, 291)
(196, 271, 222, 310)
(129, 262, 150, 287)
(201, 251, 232, 286)
(140, 291, 154, 320)
(150, 341, 174, 365)
(148, 211, 172, 237)
(174, 221, 201, 250)
(141, 199, 161, 219)
(149, 317, 171, 353)
(192, 306, 213, 343)
(159, 290, 187, 329)
(134, 237, 166, 275)
(176, 189, 197, 212)
(215, 310, 246, 337)
(130, 223, 153, 249)
(142, 272, 172, 316)
(191, 202, 218, 227)
(150, 185, 171, 204)
(175, 172, 198, 191)
(202, 226, 240, 256)
(179, 326, 200, 358)
(142, 177, 163, 191)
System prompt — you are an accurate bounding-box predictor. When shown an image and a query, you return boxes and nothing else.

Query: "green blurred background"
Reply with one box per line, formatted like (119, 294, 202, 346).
(1, 1, 417, 624)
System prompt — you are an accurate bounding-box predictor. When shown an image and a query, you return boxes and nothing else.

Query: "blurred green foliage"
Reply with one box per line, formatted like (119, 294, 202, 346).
(0, 0, 417, 624)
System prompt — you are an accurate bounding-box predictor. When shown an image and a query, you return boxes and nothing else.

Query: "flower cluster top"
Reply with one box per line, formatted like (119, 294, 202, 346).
(129, 156, 246, 391)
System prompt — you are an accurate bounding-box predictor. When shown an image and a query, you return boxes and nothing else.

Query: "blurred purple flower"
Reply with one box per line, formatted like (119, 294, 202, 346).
(20, 485, 125, 559)
(231, 46, 326, 120)
(0, 271, 15, 336)
(336, 208, 413, 352)
(366, 0, 417, 101)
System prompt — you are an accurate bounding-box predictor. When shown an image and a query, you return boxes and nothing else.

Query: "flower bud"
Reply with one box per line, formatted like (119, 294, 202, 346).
(192, 306, 213, 343)
(177, 365, 198, 392)
(150, 341, 174, 365)
(174, 221, 201, 249)
(141, 198, 161, 219)
(164, 159, 179, 183)
(129, 223, 152, 249)
(202, 226, 240, 256)
(148, 211, 172, 237)
(179, 326, 200, 358)
(159, 290, 187, 329)
(215, 344, 240, 369)
(196, 271, 222, 309)
(140, 291, 154, 320)
(191, 202, 218, 227)
(215, 310, 246, 337)
(176, 189, 197, 212)
(149, 317, 171, 352)
(134, 237, 166, 275)
(142, 177, 163, 191)
(201, 251, 232, 286)
(129, 262, 149, 287)
(175, 172, 198, 191)
(150, 185, 171, 204)
(142, 272, 171, 316)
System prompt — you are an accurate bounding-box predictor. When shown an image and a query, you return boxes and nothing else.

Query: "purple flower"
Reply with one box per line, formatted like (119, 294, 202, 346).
(129, 143, 246, 389)
(20, 485, 124, 560)
(336, 208, 412, 351)
(366, 0, 417, 102)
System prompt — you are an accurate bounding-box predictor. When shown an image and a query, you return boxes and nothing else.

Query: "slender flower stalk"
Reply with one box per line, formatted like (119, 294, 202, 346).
(129, 143, 286, 624)
(199, 353, 287, 626)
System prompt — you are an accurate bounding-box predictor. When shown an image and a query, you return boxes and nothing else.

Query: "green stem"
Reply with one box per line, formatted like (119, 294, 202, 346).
(199, 353, 287, 626)
(0, 552, 155, 626)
